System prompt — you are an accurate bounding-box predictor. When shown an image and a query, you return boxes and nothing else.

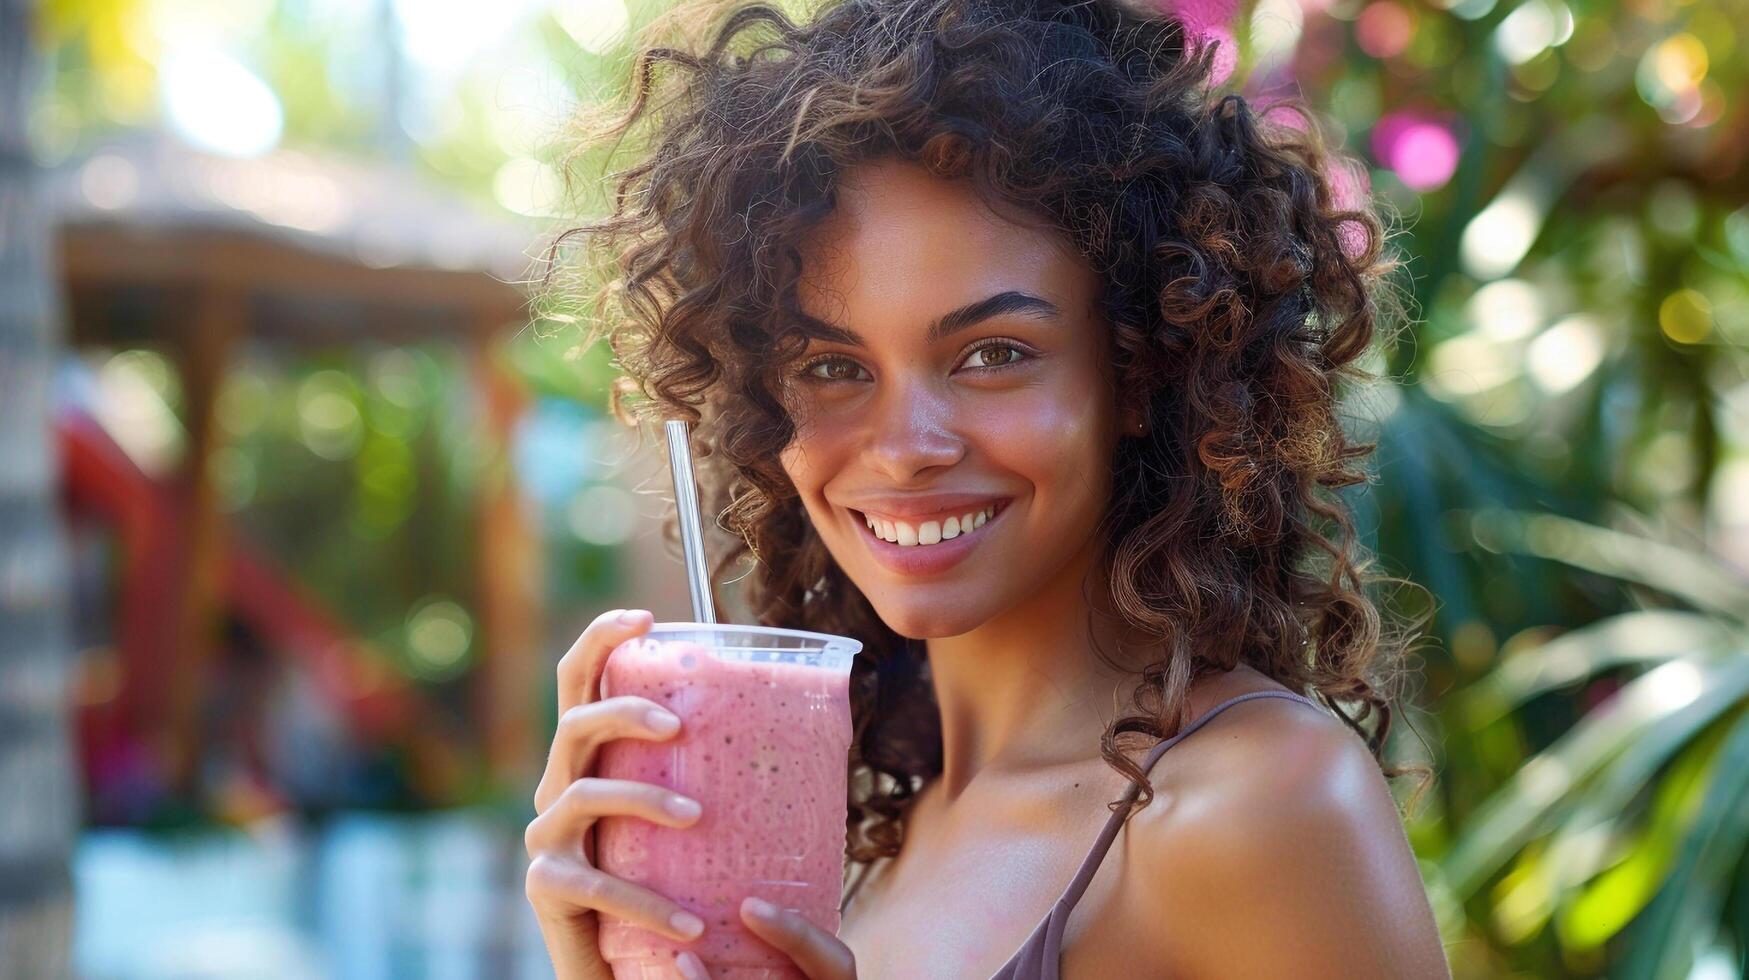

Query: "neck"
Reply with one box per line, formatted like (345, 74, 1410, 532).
(923, 538, 1149, 803)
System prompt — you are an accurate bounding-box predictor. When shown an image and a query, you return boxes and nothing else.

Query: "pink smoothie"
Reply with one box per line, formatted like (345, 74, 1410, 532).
(596, 636, 854, 980)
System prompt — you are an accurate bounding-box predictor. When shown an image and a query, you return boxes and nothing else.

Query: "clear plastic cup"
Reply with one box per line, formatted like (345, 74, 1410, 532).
(595, 623, 862, 979)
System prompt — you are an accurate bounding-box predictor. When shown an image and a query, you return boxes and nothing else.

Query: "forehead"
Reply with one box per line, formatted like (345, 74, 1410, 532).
(796, 159, 1097, 330)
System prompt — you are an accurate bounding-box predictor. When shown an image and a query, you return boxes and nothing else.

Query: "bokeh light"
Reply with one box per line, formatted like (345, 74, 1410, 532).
(567, 484, 639, 547)
(1494, 0, 1574, 65)
(1658, 289, 1712, 344)
(1462, 180, 1546, 280)
(1168, 0, 1240, 33)
(1465, 278, 1543, 341)
(296, 370, 365, 461)
(93, 349, 187, 476)
(1356, 2, 1415, 59)
(1525, 314, 1607, 394)
(160, 47, 283, 157)
(402, 597, 474, 681)
(1249, 0, 1306, 74)
(1371, 110, 1461, 192)
(1637, 32, 1711, 125)
(556, 0, 630, 55)
(492, 156, 563, 217)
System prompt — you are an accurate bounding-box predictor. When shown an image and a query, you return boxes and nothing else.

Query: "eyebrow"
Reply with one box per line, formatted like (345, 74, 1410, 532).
(793, 290, 1062, 347)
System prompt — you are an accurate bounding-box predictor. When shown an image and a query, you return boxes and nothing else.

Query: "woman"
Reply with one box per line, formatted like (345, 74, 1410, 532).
(523, 0, 1451, 976)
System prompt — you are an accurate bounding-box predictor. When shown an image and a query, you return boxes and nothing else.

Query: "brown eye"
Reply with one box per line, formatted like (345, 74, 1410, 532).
(806, 356, 867, 382)
(962, 343, 1024, 369)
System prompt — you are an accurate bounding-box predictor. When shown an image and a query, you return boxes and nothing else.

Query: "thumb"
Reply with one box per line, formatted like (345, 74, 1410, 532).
(677, 951, 713, 980)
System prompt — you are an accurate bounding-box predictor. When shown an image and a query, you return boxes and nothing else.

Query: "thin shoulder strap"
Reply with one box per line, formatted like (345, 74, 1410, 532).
(848, 690, 1323, 918)
(1051, 689, 1320, 912)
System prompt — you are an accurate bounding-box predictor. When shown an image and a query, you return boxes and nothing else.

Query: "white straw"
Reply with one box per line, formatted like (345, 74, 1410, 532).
(664, 419, 717, 624)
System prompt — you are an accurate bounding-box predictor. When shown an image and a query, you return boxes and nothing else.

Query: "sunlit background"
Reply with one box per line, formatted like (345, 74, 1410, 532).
(0, 0, 1745, 976)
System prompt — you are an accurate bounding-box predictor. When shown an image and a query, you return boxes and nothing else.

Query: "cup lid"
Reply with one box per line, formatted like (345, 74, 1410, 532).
(645, 621, 862, 657)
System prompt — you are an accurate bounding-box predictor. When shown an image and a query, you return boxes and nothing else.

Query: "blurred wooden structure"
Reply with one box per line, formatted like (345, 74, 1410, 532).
(50, 132, 547, 801)
(56, 407, 466, 792)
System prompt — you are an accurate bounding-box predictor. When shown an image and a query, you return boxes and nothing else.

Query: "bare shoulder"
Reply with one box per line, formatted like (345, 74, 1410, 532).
(1124, 688, 1452, 979)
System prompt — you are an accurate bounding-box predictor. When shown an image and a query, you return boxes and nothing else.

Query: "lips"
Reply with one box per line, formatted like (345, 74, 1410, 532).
(845, 498, 1009, 577)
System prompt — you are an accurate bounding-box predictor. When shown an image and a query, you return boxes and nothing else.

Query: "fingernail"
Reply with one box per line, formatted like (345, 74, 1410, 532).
(667, 794, 702, 820)
(646, 709, 681, 734)
(675, 951, 706, 980)
(745, 897, 776, 919)
(670, 910, 705, 940)
(618, 609, 645, 625)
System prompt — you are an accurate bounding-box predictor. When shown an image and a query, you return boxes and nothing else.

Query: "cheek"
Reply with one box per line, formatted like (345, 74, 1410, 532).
(777, 442, 830, 546)
(777, 440, 815, 495)
(988, 384, 1115, 517)
(778, 424, 840, 509)
(779, 396, 862, 486)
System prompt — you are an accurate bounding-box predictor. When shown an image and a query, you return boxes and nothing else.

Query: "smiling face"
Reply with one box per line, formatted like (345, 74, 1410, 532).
(777, 157, 1133, 639)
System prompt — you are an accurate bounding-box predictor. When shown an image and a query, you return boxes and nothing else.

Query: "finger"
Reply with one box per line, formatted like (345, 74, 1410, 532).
(676, 951, 712, 980)
(740, 898, 857, 980)
(534, 696, 683, 814)
(526, 777, 703, 855)
(556, 608, 654, 714)
(524, 854, 708, 945)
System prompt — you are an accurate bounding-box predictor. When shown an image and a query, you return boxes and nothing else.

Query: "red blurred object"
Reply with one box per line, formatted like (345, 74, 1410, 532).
(57, 405, 431, 809)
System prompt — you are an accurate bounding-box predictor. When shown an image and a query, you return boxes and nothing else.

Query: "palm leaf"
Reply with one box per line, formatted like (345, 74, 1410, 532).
(1616, 706, 1749, 980)
(1442, 651, 1744, 897)
(1462, 610, 1737, 729)
(1543, 654, 1749, 889)
(1471, 509, 1749, 620)
(1552, 730, 1727, 953)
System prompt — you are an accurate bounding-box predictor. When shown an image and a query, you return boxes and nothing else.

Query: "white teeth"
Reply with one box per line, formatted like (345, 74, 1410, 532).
(863, 503, 999, 547)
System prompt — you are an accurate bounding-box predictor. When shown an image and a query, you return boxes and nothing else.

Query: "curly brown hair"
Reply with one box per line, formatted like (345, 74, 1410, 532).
(538, 0, 1434, 881)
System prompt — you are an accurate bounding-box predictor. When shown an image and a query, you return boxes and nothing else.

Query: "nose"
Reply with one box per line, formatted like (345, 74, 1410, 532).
(860, 377, 965, 484)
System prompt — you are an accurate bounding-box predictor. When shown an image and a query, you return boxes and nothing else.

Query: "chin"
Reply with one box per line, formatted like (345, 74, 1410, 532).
(862, 590, 995, 640)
